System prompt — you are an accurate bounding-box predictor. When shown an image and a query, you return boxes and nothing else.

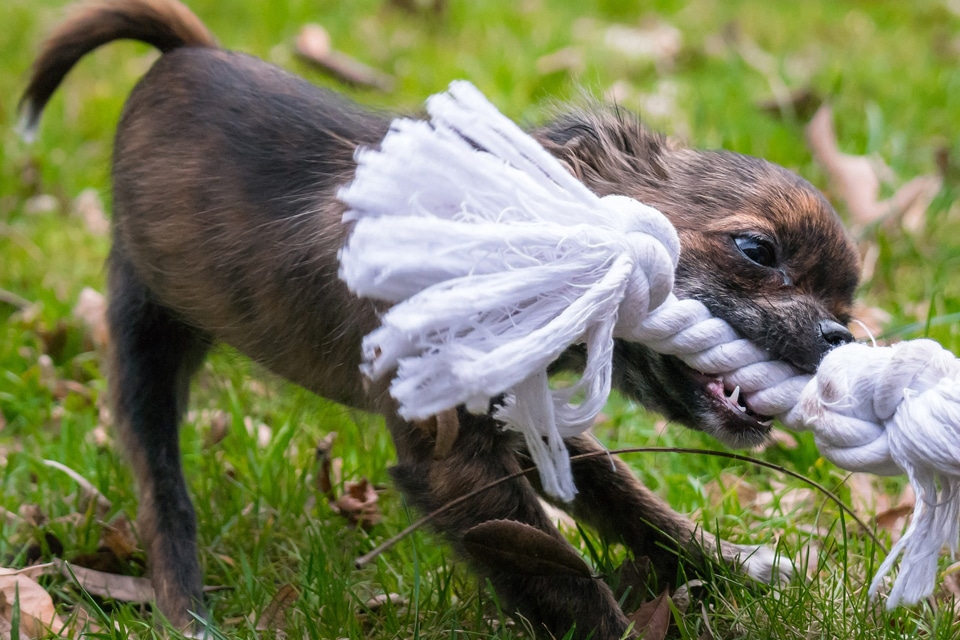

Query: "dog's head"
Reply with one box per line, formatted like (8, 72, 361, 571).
(539, 109, 860, 447)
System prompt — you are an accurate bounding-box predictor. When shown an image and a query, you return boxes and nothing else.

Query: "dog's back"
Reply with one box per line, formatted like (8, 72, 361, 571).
(23, 0, 393, 411)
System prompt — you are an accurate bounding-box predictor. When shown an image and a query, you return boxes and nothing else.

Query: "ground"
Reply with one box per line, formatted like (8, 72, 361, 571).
(1, 0, 960, 638)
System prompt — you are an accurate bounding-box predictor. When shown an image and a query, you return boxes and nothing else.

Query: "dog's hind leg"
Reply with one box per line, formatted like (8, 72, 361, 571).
(107, 246, 211, 629)
(387, 410, 633, 640)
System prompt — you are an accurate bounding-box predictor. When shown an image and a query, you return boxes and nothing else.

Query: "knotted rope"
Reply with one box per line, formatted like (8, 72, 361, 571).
(337, 81, 960, 607)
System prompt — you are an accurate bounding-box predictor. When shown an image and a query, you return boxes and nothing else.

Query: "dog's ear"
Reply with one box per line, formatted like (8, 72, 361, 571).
(535, 111, 671, 191)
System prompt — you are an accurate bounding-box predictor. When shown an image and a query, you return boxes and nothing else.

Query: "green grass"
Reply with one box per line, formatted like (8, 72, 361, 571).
(2, 0, 960, 638)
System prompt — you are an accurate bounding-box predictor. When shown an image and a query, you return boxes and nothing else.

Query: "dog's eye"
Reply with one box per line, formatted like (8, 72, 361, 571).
(734, 236, 776, 268)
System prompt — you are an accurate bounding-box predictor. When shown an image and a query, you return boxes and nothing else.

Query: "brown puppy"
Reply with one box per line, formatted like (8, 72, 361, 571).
(21, 1, 860, 638)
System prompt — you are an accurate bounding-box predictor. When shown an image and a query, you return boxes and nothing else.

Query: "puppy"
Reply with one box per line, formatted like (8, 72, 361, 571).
(21, 1, 860, 637)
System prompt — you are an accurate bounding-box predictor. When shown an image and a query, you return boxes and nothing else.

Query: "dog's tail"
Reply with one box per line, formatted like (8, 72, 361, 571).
(18, 0, 217, 139)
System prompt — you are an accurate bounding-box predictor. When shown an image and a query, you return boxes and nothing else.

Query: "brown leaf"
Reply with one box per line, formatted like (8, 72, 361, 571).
(73, 189, 109, 237)
(610, 557, 654, 613)
(331, 478, 381, 529)
(462, 519, 592, 578)
(202, 410, 231, 450)
(315, 432, 339, 498)
(55, 559, 153, 603)
(627, 588, 672, 640)
(536, 47, 585, 75)
(256, 583, 299, 631)
(71, 288, 108, 351)
(807, 105, 941, 233)
(698, 602, 716, 640)
(0, 567, 66, 637)
(603, 20, 682, 65)
(362, 593, 408, 612)
(757, 87, 822, 121)
(672, 579, 704, 613)
(874, 484, 915, 544)
(295, 24, 394, 92)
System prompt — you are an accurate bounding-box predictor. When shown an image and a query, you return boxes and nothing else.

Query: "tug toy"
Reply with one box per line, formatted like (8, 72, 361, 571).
(338, 81, 960, 608)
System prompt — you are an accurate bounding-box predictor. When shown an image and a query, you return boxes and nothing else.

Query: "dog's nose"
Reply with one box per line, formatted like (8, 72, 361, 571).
(818, 319, 854, 350)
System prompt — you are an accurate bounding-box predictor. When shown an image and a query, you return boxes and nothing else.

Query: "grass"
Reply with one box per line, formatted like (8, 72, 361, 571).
(1, 0, 959, 638)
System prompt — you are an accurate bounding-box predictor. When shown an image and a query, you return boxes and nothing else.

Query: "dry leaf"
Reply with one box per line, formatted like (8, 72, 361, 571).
(55, 559, 154, 603)
(462, 519, 592, 578)
(73, 189, 109, 237)
(603, 20, 682, 65)
(331, 479, 381, 529)
(244, 417, 272, 448)
(202, 410, 231, 450)
(315, 432, 339, 498)
(536, 47, 585, 75)
(807, 105, 942, 233)
(698, 602, 716, 640)
(672, 579, 704, 613)
(296, 24, 394, 92)
(626, 588, 672, 640)
(362, 593, 407, 612)
(72, 287, 109, 350)
(256, 583, 299, 631)
(610, 557, 654, 613)
(0, 568, 65, 637)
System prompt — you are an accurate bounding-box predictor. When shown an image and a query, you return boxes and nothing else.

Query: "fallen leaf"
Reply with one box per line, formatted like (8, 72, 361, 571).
(671, 579, 704, 613)
(536, 47, 585, 75)
(807, 105, 942, 233)
(73, 189, 109, 237)
(698, 602, 716, 640)
(626, 588, 672, 640)
(462, 519, 592, 578)
(202, 410, 231, 450)
(72, 287, 109, 350)
(256, 583, 299, 631)
(0, 568, 65, 637)
(296, 24, 394, 92)
(55, 559, 153, 603)
(315, 432, 339, 498)
(757, 87, 822, 121)
(331, 478, 381, 529)
(244, 417, 272, 448)
(603, 20, 682, 66)
(362, 593, 407, 612)
(609, 557, 654, 613)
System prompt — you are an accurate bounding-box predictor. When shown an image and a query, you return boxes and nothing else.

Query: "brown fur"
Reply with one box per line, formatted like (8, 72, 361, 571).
(22, 1, 860, 638)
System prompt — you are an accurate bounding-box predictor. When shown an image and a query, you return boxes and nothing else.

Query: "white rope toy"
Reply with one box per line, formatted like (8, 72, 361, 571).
(338, 80, 960, 608)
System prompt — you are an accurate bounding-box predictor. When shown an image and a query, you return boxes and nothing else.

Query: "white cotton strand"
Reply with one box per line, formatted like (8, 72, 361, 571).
(339, 81, 679, 501)
(338, 80, 960, 606)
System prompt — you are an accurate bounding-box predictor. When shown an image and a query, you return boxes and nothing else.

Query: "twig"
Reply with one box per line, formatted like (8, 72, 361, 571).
(0, 288, 31, 310)
(355, 446, 885, 568)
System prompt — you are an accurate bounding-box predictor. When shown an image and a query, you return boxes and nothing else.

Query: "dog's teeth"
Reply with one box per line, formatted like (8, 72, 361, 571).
(729, 385, 741, 405)
(760, 419, 773, 427)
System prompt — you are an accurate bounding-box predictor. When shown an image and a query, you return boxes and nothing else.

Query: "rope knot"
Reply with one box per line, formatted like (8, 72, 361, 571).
(598, 194, 680, 337)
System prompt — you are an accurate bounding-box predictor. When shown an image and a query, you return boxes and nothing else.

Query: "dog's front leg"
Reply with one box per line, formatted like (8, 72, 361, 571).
(387, 411, 633, 640)
(555, 435, 791, 586)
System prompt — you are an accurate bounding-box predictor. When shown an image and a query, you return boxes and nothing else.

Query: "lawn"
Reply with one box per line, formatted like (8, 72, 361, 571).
(1, 0, 959, 638)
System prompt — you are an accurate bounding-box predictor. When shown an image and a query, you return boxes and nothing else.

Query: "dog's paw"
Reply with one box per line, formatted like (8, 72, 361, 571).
(725, 542, 794, 585)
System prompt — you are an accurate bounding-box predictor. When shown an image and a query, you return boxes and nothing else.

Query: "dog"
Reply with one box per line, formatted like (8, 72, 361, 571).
(21, 1, 860, 637)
